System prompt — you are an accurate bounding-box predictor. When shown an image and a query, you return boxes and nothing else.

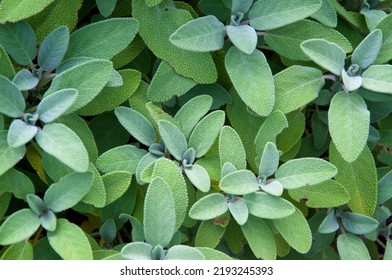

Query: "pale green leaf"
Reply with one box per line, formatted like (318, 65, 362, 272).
(197, 247, 233, 260)
(362, 65, 392, 94)
(158, 120, 187, 161)
(219, 126, 246, 170)
(378, 170, 392, 205)
(165, 245, 205, 260)
(39, 210, 57, 232)
(0, 0, 55, 23)
(169, 15, 225, 52)
(259, 142, 279, 177)
(0, 75, 25, 118)
(220, 170, 259, 195)
(26, 194, 46, 216)
(228, 198, 249, 225)
(352, 29, 383, 69)
(7, 120, 38, 148)
(1, 241, 33, 260)
(0, 168, 34, 199)
(189, 193, 228, 221)
(311, 0, 337, 27)
(232, 0, 253, 13)
(260, 180, 284, 197)
(226, 25, 257, 55)
(341, 69, 362, 92)
(38, 26, 69, 71)
(225, 47, 275, 116)
(121, 242, 152, 260)
(337, 233, 370, 260)
(318, 210, 339, 234)
(341, 212, 379, 235)
(195, 219, 226, 249)
(102, 171, 132, 205)
(328, 91, 370, 163)
(244, 192, 295, 219)
(0, 131, 26, 176)
(12, 69, 39, 91)
(38, 89, 78, 123)
(184, 164, 210, 193)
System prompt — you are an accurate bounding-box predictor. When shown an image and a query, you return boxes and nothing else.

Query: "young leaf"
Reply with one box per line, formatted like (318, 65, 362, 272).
(35, 123, 89, 172)
(330, 144, 377, 216)
(260, 180, 284, 197)
(37, 89, 78, 123)
(121, 242, 153, 260)
(259, 142, 280, 177)
(12, 69, 39, 91)
(221, 162, 238, 178)
(249, 0, 322, 30)
(188, 110, 225, 158)
(115, 106, 156, 147)
(7, 120, 38, 148)
(274, 208, 312, 254)
(38, 26, 70, 71)
(362, 65, 392, 94)
(244, 192, 295, 219)
(228, 198, 249, 225)
(226, 25, 257, 55)
(169, 15, 226, 52)
(144, 177, 176, 248)
(300, 39, 346, 76)
(337, 233, 370, 260)
(0, 21, 36, 65)
(26, 194, 47, 216)
(0, 75, 25, 118)
(240, 215, 276, 260)
(189, 193, 228, 221)
(341, 69, 363, 92)
(158, 120, 187, 161)
(275, 158, 337, 189)
(220, 170, 259, 195)
(39, 210, 57, 232)
(0, 168, 34, 200)
(0, 209, 40, 245)
(184, 164, 210, 193)
(165, 245, 205, 260)
(219, 126, 246, 170)
(231, 0, 253, 13)
(48, 219, 93, 260)
(96, 0, 117, 17)
(318, 210, 339, 234)
(328, 92, 370, 163)
(0, 131, 26, 176)
(44, 171, 94, 212)
(225, 47, 275, 116)
(340, 212, 379, 235)
(351, 29, 383, 69)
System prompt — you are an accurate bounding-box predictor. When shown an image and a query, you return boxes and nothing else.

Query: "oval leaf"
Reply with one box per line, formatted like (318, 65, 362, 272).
(352, 29, 383, 69)
(165, 245, 205, 260)
(38, 88, 78, 123)
(228, 198, 249, 225)
(189, 193, 228, 221)
(219, 126, 246, 170)
(244, 192, 295, 219)
(7, 119, 38, 148)
(226, 25, 257, 55)
(340, 212, 379, 235)
(362, 65, 392, 94)
(0, 75, 25, 118)
(158, 120, 187, 161)
(184, 164, 210, 192)
(220, 170, 259, 195)
(337, 233, 370, 260)
(0, 131, 26, 176)
(121, 242, 153, 260)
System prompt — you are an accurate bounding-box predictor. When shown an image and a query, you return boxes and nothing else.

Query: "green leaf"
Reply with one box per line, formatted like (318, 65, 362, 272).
(121, 242, 153, 260)
(241, 215, 276, 260)
(328, 91, 370, 163)
(340, 212, 379, 235)
(219, 126, 246, 170)
(362, 65, 392, 94)
(228, 198, 249, 225)
(318, 210, 339, 234)
(158, 120, 187, 161)
(65, 18, 138, 60)
(35, 123, 89, 172)
(189, 193, 228, 221)
(0, 45, 15, 79)
(337, 233, 370, 260)
(1, 241, 33, 260)
(7, 120, 38, 148)
(96, 145, 146, 175)
(361, 7, 386, 31)
(102, 171, 132, 205)
(0, 21, 36, 65)
(265, 19, 352, 61)
(144, 177, 176, 247)
(244, 192, 295, 219)
(341, 69, 362, 92)
(38, 26, 69, 71)
(220, 170, 259, 195)
(288, 180, 350, 208)
(330, 144, 377, 216)
(148, 61, 196, 102)
(38, 89, 78, 123)
(0, 131, 26, 176)
(249, 0, 322, 30)
(195, 220, 226, 249)
(226, 25, 257, 55)
(44, 59, 113, 113)
(133, 0, 217, 84)
(275, 158, 337, 189)
(39, 210, 57, 232)
(300, 39, 346, 76)
(258, 142, 279, 177)
(12, 69, 39, 91)
(0, 75, 25, 118)
(169, 15, 225, 52)
(165, 245, 205, 260)
(119, 214, 145, 242)
(231, 0, 252, 13)
(115, 106, 156, 147)
(145, 0, 162, 7)
(44, 171, 93, 212)
(273, 65, 324, 114)
(188, 110, 225, 158)
(0, 0, 55, 23)
(274, 207, 312, 254)
(0, 168, 34, 199)
(378, 170, 392, 205)
(184, 164, 210, 193)
(0, 209, 40, 245)
(260, 180, 284, 197)
(26, 194, 46, 216)
(198, 0, 231, 21)
(175, 95, 212, 139)
(96, 0, 117, 17)
(225, 47, 275, 116)
(48, 219, 93, 260)
(311, 0, 337, 27)
(352, 29, 383, 69)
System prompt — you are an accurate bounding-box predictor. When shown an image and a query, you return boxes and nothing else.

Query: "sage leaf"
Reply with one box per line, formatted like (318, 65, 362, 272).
(39, 210, 57, 232)
(340, 212, 379, 235)
(220, 170, 259, 195)
(351, 29, 383, 69)
(318, 210, 339, 234)
(244, 192, 295, 219)
(0, 0, 55, 23)
(0, 168, 34, 199)
(12, 69, 39, 91)
(7, 120, 38, 148)
(158, 120, 187, 161)
(226, 25, 257, 55)
(231, 0, 253, 13)
(228, 198, 249, 226)
(184, 164, 210, 193)
(38, 88, 78, 123)
(378, 170, 392, 205)
(258, 142, 280, 177)
(0, 75, 25, 118)
(260, 180, 284, 197)
(189, 193, 228, 221)
(337, 233, 370, 260)
(0, 131, 26, 176)
(362, 65, 392, 94)
(121, 242, 153, 260)
(26, 194, 47, 216)
(165, 245, 205, 260)
(341, 69, 363, 92)
(1, 240, 33, 260)
(219, 126, 246, 170)
(96, 0, 117, 17)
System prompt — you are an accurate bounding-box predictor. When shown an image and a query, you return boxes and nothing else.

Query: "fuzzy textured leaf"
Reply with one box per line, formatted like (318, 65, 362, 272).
(0, 131, 26, 176)
(337, 233, 370, 260)
(219, 126, 246, 170)
(352, 29, 383, 69)
(0, 75, 25, 118)
(362, 65, 392, 94)
(158, 120, 187, 161)
(244, 192, 295, 219)
(220, 170, 259, 195)
(7, 120, 38, 148)
(38, 89, 78, 123)
(226, 25, 257, 55)
(0, 0, 55, 23)
(189, 193, 228, 221)
(38, 26, 69, 71)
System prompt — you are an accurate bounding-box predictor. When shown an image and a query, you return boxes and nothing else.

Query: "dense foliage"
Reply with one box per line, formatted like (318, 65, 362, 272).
(0, 0, 392, 260)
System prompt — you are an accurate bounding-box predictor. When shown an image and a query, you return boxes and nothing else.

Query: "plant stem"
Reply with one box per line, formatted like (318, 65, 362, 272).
(376, 238, 386, 250)
(323, 74, 337, 82)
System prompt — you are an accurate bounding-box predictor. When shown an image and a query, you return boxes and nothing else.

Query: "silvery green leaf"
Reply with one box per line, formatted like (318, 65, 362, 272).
(341, 69, 362, 92)
(158, 120, 187, 161)
(99, 218, 117, 244)
(231, 0, 253, 13)
(7, 120, 38, 148)
(219, 126, 246, 170)
(361, 7, 387, 31)
(165, 245, 205, 260)
(119, 214, 145, 242)
(184, 164, 210, 192)
(244, 192, 295, 219)
(169, 15, 226, 52)
(38, 89, 78, 123)
(260, 180, 284, 197)
(39, 210, 57, 232)
(38, 26, 70, 72)
(378, 170, 392, 205)
(351, 29, 382, 69)
(337, 233, 370, 260)
(0, 168, 34, 200)
(259, 142, 280, 177)
(182, 148, 196, 166)
(311, 0, 337, 27)
(300, 39, 346, 76)
(189, 193, 228, 220)
(220, 170, 259, 195)
(114, 106, 156, 146)
(318, 210, 339, 234)
(12, 69, 39, 91)
(0, 75, 25, 118)
(362, 65, 392, 94)
(340, 212, 379, 235)
(96, 0, 117, 17)
(26, 194, 46, 216)
(226, 25, 257, 55)
(135, 153, 160, 185)
(228, 198, 249, 225)
(121, 242, 153, 260)
(0, 131, 26, 176)
(221, 162, 237, 178)
(106, 69, 123, 87)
